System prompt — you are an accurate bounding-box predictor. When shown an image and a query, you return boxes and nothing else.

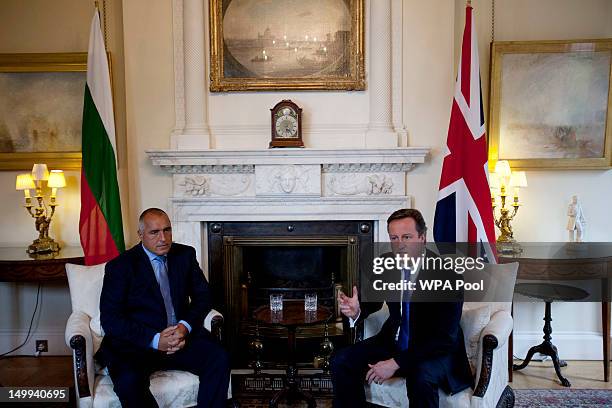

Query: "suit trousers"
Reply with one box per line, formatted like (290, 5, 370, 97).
(104, 332, 230, 408)
(331, 336, 450, 408)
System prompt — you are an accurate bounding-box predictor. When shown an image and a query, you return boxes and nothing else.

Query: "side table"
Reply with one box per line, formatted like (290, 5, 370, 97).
(253, 302, 332, 408)
(512, 283, 589, 387)
(0, 246, 84, 282)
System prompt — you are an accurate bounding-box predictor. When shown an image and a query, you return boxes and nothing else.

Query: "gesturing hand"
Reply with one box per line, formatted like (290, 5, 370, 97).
(366, 359, 400, 385)
(338, 286, 360, 320)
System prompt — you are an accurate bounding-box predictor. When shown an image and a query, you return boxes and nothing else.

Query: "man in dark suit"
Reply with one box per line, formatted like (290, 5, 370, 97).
(97, 208, 230, 408)
(331, 209, 473, 408)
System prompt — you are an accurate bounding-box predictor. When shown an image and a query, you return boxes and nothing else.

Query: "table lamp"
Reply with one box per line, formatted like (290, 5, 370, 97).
(16, 164, 65, 255)
(490, 161, 527, 253)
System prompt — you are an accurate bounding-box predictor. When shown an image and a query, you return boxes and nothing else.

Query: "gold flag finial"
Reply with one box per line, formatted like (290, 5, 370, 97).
(94, 0, 99, 9)
(467, 0, 472, 6)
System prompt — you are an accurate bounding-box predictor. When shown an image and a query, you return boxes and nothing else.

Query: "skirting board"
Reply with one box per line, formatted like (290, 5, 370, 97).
(0, 329, 70, 356)
(513, 331, 610, 361)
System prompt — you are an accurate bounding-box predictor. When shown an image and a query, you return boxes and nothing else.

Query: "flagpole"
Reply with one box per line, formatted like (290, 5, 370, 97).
(92, 1, 108, 52)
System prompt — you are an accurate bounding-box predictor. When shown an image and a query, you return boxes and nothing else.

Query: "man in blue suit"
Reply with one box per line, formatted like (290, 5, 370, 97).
(97, 208, 230, 408)
(332, 209, 473, 408)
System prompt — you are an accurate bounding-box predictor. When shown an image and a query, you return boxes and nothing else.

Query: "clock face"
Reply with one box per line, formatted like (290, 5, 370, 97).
(275, 107, 298, 138)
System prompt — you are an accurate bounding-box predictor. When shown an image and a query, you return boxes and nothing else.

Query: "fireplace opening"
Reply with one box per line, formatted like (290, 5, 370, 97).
(244, 245, 343, 301)
(208, 221, 373, 368)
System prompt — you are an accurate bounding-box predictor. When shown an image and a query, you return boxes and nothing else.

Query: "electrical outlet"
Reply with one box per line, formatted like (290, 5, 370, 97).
(36, 340, 48, 353)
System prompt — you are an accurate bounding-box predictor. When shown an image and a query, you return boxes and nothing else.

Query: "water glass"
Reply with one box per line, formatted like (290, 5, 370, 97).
(305, 293, 318, 312)
(270, 293, 283, 312)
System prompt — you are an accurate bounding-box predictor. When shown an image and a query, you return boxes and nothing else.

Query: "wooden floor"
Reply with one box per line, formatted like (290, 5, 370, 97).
(1, 356, 611, 396)
(0, 356, 73, 388)
(512, 359, 612, 390)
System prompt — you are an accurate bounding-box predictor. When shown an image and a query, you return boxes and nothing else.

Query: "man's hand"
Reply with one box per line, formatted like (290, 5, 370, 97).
(338, 286, 360, 320)
(157, 325, 177, 352)
(166, 323, 189, 354)
(174, 323, 189, 341)
(365, 359, 400, 385)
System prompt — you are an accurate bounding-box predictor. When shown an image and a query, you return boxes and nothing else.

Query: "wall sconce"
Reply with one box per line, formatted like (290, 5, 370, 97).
(490, 160, 527, 253)
(16, 164, 66, 255)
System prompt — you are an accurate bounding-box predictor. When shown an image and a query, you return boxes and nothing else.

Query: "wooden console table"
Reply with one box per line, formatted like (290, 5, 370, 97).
(501, 243, 612, 383)
(0, 246, 84, 282)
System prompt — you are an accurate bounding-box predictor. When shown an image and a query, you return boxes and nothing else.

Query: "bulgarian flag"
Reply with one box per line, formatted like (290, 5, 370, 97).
(79, 9, 125, 265)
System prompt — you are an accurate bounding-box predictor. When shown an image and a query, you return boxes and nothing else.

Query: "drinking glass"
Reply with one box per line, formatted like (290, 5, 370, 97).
(305, 293, 317, 312)
(270, 293, 283, 312)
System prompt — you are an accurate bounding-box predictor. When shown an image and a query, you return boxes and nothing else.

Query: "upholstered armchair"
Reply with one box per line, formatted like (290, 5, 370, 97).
(358, 262, 518, 408)
(64, 263, 226, 408)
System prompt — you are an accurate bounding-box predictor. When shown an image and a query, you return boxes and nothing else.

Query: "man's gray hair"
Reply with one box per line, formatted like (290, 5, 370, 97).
(138, 208, 168, 233)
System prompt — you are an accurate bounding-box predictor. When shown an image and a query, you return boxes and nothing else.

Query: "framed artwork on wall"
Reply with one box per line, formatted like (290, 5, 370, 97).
(0, 53, 87, 170)
(489, 39, 612, 169)
(208, 0, 365, 92)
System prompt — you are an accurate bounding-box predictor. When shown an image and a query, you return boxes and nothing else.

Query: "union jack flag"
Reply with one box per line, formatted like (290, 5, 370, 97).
(433, 4, 496, 260)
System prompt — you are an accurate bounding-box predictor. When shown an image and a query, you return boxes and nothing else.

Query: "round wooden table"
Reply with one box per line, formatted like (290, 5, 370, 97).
(512, 283, 590, 387)
(253, 302, 332, 408)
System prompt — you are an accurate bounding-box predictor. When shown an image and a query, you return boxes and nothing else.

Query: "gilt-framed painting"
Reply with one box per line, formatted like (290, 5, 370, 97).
(209, 0, 365, 92)
(489, 39, 612, 169)
(0, 53, 87, 170)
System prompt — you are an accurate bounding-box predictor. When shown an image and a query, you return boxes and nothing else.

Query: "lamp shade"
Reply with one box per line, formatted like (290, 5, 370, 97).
(15, 173, 35, 190)
(47, 170, 66, 188)
(510, 171, 528, 188)
(31, 163, 49, 181)
(494, 160, 512, 178)
(489, 172, 500, 189)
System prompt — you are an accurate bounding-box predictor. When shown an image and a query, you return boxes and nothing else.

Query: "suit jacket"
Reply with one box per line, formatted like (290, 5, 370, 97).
(358, 252, 473, 394)
(97, 242, 211, 362)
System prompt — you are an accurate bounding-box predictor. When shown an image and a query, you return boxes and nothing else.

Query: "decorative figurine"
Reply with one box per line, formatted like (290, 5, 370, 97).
(566, 195, 586, 242)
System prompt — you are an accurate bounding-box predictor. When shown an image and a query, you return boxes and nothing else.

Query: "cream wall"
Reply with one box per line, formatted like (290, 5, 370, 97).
(122, 0, 174, 228)
(1, 0, 611, 359)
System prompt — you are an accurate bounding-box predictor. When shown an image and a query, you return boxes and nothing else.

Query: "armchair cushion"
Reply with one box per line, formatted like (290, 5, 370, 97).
(66, 263, 106, 345)
(366, 378, 472, 408)
(460, 304, 491, 374)
(92, 370, 199, 408)
(481, 310, 513, 349)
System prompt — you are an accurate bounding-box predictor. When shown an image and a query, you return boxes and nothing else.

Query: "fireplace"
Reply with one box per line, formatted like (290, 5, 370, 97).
(147, 148, 429, 368)
(208, 221, 374, 368)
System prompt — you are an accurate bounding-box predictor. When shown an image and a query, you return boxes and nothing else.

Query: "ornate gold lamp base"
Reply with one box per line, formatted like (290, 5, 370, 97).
(27, 236, 60, 255)
(496, 240, 523, 255)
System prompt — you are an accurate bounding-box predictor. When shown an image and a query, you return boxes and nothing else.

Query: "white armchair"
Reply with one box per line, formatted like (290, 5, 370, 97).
(64, 262, 226, 408)
(360, 262, 518, 408)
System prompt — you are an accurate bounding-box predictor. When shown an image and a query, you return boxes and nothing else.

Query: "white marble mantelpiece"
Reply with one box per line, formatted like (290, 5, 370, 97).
(148, 148, 429, 169)
(148, 147, 429, 263)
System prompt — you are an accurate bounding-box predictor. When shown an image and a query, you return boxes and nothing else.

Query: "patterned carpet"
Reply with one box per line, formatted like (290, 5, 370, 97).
(515, 389, 612, 407)
(236, 389, 612, 407)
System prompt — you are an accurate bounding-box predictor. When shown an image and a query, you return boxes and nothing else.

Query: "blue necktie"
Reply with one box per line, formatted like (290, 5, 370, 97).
(398, 269, 410, 351)
(153, 255, 177, 326)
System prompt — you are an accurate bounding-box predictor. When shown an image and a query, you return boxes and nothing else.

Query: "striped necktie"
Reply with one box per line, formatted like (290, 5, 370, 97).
(153, 255, 177, 326)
